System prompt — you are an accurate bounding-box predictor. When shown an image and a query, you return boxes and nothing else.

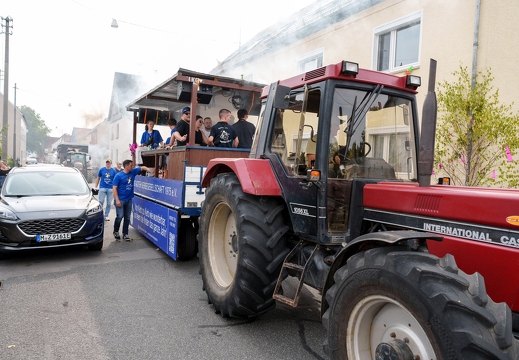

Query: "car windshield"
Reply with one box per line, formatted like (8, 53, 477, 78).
(3, 171, 90, 197)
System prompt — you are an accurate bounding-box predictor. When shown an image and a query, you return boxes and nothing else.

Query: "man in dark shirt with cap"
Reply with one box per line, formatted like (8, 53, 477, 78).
(173, 107, 191, 146)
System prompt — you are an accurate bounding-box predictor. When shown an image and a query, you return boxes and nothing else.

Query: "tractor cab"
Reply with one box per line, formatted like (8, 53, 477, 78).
(252, 61, 421, 244)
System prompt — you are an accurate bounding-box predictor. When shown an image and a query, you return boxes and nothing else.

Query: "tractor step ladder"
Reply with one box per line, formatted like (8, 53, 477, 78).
(273, 241, 320, 307)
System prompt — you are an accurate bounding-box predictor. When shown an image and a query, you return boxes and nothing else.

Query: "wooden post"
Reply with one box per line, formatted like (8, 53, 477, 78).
(188, 79, 199, 146)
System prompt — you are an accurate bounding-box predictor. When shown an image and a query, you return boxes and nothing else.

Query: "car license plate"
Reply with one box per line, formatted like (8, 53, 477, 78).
(37, 233, 72, 242)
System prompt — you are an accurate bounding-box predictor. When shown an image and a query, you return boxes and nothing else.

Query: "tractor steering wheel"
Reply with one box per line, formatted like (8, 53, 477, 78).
(363, 142, 372, 157)
(336, 142, 372, 164)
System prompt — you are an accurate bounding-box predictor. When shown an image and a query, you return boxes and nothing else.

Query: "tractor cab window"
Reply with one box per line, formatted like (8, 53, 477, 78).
(327, 86, 417, 233)
(269, 88, 321, 176)
(69, 153, 86, 168)
(331, 87, 416, 180)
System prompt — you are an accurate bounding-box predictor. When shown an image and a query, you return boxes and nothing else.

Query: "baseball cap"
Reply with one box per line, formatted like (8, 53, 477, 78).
(106, 159, 112, 164)
(181, 107, 191, 114)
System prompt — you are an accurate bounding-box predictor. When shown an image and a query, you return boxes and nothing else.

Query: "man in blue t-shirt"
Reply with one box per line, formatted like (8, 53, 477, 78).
(95, 159, 117, 221)
(208, 108, 239, 148)
(112, 159, 152, 241)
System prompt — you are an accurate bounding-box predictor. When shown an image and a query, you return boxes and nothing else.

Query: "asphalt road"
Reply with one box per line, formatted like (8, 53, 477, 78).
(0, 210, 328, 360)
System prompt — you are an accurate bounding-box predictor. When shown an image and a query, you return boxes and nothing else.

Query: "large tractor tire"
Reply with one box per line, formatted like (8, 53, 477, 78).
(86, 169, 93, 183)
(199, 173, 290, 318)
(323, 246, 518, 360)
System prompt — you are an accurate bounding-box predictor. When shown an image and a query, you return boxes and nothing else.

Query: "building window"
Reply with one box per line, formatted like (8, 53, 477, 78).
(373, 11, 422, 72)
(116, 123, 119, 139)
(297, 48, 324, 73)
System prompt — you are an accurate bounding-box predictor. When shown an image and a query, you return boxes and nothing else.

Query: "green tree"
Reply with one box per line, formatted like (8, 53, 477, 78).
(19, 105, 51, 158)
(434, 66, 519, 188)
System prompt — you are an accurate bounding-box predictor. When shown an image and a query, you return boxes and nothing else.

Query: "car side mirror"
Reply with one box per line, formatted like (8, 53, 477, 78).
(92, 188, 99, 196)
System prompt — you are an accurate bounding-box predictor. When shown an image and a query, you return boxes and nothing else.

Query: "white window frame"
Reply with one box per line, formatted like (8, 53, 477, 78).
(297, 48, 324, 73)
(372, 10, 423, 73)
(367, 125, 411, 177)
(292, 132, 312, 156)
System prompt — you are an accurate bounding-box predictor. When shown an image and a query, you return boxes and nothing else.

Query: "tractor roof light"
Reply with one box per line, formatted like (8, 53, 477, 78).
(341, 61, 359, 76)
(406, 75, 421, 89)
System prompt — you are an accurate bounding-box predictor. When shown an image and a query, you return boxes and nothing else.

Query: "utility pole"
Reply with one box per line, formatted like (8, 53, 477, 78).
(1, 16, 13, 162)
(13, 82, 17, 165)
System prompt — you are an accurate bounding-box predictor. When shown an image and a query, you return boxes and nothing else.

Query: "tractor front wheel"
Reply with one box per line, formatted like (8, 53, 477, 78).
(323, 246, 518, 360)
(199, 173, 290, 318)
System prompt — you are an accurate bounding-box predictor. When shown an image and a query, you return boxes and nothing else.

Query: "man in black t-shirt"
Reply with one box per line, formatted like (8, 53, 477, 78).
(173, 107, 191, 146)
(233, 109, 255, 149)
(208, 109, 239, 148)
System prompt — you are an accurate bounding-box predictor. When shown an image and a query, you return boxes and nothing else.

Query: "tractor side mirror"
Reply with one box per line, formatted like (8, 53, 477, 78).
(272, 84, 291, 109)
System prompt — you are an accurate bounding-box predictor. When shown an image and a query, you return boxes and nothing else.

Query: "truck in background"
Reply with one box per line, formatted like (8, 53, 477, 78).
(55, 143, 93, 183)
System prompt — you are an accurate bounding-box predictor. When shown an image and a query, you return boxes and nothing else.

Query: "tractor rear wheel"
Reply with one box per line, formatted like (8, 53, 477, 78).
(322, 246, 518, 359)
(199, 173, 289, 318)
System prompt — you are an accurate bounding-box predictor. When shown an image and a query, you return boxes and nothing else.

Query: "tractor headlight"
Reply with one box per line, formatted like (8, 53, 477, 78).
(341, 61, 359, 76)
(406, 75, 421, 88)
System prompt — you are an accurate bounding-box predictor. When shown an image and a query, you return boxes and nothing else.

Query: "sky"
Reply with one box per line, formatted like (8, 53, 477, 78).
(0, 0, 316, 137)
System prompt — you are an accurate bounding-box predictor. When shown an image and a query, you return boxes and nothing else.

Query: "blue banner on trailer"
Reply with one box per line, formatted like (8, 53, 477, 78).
(134, 175, 183, 207)
(132, 196, 179, 260)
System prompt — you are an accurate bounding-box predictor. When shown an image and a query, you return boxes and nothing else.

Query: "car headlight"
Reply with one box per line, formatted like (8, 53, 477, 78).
(0, 207, 17, 220)
(86, 202, 103, 216)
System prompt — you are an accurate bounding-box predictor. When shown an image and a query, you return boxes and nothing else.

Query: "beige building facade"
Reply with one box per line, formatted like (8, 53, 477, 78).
(213, 0, 519, 115)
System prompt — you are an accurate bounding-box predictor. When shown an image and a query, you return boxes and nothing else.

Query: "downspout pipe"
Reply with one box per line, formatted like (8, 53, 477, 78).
(466, 0, 481, 185)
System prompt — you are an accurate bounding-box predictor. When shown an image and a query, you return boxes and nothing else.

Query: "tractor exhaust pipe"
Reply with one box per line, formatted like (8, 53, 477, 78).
(418, 59, 438, 187)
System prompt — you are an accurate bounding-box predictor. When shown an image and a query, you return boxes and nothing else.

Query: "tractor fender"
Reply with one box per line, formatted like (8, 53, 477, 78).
(321, 230, 443, 317)
(202, 158, 282, 196)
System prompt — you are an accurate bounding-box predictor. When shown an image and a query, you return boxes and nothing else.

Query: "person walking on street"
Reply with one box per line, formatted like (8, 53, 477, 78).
(95, 159, 117, 221)
(112, 159, 152, 241)
(233, 108, 255, 149)
(115, 162, 123, 173)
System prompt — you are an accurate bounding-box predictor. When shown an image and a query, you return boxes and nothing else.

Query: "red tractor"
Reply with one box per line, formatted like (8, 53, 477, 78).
(199, 60, 519, 359)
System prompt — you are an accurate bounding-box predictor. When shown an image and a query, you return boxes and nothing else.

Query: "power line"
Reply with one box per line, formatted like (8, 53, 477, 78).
(68, 0, 238, 45)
